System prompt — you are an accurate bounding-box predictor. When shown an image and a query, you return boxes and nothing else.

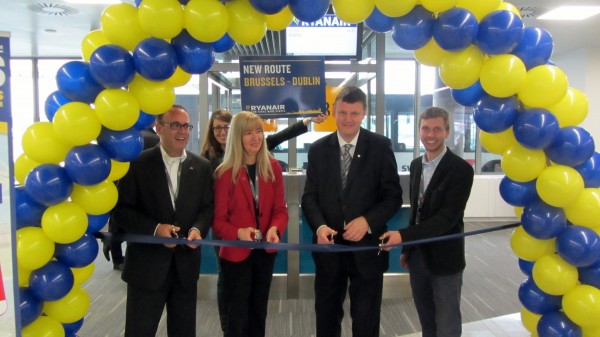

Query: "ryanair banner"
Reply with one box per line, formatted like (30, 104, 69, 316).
(0, 31, 17, 335)
(239, 56, 326, 119)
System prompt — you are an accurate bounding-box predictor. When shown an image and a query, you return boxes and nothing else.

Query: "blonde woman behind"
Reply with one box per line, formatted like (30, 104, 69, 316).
(213, 111, 288, 337)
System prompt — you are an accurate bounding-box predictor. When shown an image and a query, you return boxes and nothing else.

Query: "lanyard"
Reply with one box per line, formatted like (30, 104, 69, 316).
(245, 165, 260, 229)
(165, 159, 182, 209)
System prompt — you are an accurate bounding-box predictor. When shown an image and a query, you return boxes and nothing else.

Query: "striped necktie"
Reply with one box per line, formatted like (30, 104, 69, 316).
(341, 144, 353, 189)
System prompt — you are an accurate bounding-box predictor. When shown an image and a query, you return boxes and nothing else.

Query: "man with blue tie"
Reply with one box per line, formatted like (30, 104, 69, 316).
(302, 85, 403, 337)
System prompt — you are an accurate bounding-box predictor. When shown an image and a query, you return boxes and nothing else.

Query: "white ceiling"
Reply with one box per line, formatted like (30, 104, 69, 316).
(1, 0, 600, 59)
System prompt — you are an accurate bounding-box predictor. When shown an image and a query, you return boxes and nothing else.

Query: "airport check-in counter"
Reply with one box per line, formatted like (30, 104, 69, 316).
(199, 172, 412, 300)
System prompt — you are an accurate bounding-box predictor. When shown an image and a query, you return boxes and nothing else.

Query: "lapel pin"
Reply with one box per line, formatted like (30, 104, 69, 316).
(357, 154, 361, 158)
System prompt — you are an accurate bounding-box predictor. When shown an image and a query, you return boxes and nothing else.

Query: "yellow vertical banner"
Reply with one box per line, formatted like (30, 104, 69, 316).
(314, 86, 339, 132)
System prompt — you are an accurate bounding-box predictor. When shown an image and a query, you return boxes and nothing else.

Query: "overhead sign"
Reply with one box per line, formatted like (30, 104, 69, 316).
(240, 56, 326, 119)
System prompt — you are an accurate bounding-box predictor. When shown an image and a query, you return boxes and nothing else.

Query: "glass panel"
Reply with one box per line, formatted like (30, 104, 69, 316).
(9, 59, 34, 160)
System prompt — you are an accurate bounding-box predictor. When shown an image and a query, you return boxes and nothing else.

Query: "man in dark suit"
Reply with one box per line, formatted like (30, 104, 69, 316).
(381, 107, 474, 337)
(301, 86, 403, 337)
(113, 104, 214, 337)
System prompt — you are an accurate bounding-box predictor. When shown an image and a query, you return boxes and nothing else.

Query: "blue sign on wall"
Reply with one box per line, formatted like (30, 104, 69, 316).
(240, 56, 326, 119)
(0, 33, 10, 124)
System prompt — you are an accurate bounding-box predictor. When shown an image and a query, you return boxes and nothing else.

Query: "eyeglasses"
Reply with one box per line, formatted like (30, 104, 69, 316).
(212, 126, 230, 133)
(160, 121, 193, 130)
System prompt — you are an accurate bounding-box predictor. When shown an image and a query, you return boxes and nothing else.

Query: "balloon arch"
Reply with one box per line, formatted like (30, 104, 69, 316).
(14, 0, 600, 336)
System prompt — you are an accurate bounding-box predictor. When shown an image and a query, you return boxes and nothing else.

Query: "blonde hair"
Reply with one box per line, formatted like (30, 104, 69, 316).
(215, 111, 275, 183)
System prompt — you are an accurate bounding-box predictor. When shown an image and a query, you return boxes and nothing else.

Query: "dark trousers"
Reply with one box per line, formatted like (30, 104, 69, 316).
(220, 250, 276, 337)
(313, 252, 383, 337)
(408, 248, 463, 337)
(125, 263, 197, 337)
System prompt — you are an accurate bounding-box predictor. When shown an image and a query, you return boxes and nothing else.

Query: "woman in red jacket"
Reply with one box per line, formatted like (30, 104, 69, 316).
(213, 111, 288, 337)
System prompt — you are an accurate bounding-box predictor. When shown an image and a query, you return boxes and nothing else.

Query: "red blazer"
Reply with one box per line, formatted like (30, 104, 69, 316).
(214, 157, 288, 262)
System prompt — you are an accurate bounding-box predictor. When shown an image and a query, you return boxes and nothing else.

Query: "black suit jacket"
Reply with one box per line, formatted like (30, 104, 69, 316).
(302, 128, 403, 276)
(113, 146, 214, 290)
(400, 148, 474, 275)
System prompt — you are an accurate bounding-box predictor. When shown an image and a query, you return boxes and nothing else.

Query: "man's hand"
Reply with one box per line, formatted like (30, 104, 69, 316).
(342, 216, 369, 242)
(156, 223, 180, 248)
(186, 228, 202, 249)
(400, 253, 408, 269)
(316, 225, 337, 244)
(379, 231, 402, 251)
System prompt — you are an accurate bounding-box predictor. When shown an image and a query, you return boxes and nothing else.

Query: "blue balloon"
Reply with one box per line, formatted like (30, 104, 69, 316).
(476, 10, 524, 55)
(24, 164, 73, 206)
(64, 144, 112, 186)
(537, 311, 581, 337)
(56, 61, 104, 103)
(579, 260, 600, 288)
(513, 108, 559, 150)
(545, 126, 595, 167)
(29, 260, 75, 301)
(133, 38, 178, 81)
(19, 287, 43, 327)
(392, 6, 435, 50)
(86, 212, 110, 234)
(134, 0, 141, 6)
(15, 186, 46, 229)
(511, 27, 554, 70)
(521, 200, 567, 240)
(451, 81, 486, 107)
(557, 226, 600, 267)
(499, 176, 539, 207)
(365, 6, 397, 33)
(288, 0, 328, 23)
(63, 318, 84, 336)
(519, 258, 535, 277)
(574, 152, 600, 188)
(518, 278, 562, 315)
(89, 44, 135, 88)
(250, 0, 289, 14)
(55, 233, 99, 268)
(473, 95, 519, 133)
(97, 127, 144, 162)
(212, 33, 236, 53)
(44, 90, 71, 122)
(433, 8, 479, 52)
(133, 110, 156, 130)
(171, 30, 215, 75)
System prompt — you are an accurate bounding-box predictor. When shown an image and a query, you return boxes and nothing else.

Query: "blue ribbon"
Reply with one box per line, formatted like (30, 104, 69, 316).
(96, 222, 519, 252)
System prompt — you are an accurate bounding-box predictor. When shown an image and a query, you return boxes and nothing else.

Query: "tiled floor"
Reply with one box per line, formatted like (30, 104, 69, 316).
(399, 313, 530, 337)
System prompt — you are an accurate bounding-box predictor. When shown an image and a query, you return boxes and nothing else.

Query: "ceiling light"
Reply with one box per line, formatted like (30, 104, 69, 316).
(538, 6, 600, 20)
(63, 0, 121, 4)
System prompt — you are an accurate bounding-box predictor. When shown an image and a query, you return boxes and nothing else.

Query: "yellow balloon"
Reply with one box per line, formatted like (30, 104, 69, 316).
(514, 206, 524, 219)
(439, 45, 485, 89)
(376, 0, 417, 16)
(498, 2, 522, 18)
(100, 3, 149, 50)
(480, 128, 518, 154)
(94, 89, 140, 131)
(456, 0, 502, 21)
(16, 227, 55, 271)
(81, 30, 111, 62)
(532, 254, 578, 296)
(420, 0, 457, 13)
(43, 287, 91, 324)
(333, 0, 374, 24)
(22, 316, 65, 337)
(564, 188, 600, 229)
(22, 122, 71, 164)
(583, 324, 600, 337)
(536, 165, 584, 208)
(107, 159, 130, 181)
(15, 154, 40, 185)
(18, 267, 32, 287)
(518, 65, 569, 108)
(138, 0, 184, 39)
(52, 102, 102, 146)
(521, 307, 541, 335)
(547, 87, 589, 127)
(185, 0, 229, 42)
(41, 201, 88, 244)
(510, 226, 556, 262)
(226, 0, 267, 46)
(480, 54, 527, 98)
(501, 144, 547, 182)
(71, 262, 95, 286)
(563, 284, 600, 327)
(71, 181, 118, 215)
(414, 38, 451, 67)
(266, 5, 294, 31)
(128, 76, 176, 115)
(166, 66, 192, 87)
